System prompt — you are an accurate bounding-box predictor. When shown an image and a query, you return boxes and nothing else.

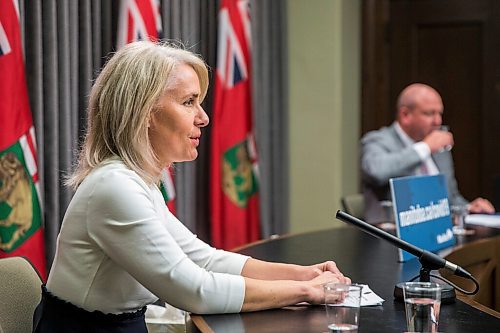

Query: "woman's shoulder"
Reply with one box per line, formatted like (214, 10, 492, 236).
(74, 158, 161, 219)
(81, 158, 152, 193)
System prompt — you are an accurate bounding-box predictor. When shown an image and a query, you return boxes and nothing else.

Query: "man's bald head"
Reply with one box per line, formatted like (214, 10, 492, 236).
(396, 83, 444, 141)
(397, 83, 442, 113)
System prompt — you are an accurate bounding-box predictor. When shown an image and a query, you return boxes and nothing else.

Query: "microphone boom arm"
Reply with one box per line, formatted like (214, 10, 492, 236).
(335, 210, 472, 280)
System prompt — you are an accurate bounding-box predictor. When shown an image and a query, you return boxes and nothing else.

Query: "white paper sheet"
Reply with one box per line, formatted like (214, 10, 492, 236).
(328, 284, 384, 307)
(465, 214, 500, 228)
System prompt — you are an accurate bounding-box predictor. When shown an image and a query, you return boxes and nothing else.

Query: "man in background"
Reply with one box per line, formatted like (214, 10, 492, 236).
(361, 83, 494, 224)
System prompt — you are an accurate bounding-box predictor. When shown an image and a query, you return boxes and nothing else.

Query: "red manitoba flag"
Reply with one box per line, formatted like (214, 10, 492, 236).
(210, 0, 260, 249)
(0, 0, 46, 279)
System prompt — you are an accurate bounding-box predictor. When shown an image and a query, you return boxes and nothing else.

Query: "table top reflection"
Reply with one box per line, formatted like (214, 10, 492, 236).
(188, 225, 500, 333)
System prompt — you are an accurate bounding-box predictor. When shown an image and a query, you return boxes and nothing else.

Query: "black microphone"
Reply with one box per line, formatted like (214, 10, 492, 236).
(335, 210, 472, 279)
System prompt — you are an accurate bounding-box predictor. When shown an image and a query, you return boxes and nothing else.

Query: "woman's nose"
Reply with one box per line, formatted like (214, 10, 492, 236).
(196, 107, 210, 127)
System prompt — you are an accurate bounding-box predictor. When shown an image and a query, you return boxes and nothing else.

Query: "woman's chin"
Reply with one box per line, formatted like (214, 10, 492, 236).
(188, 150, 199, 161)
(173, 152, 198, 163)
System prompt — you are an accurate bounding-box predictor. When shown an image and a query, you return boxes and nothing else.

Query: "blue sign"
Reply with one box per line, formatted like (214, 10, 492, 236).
(390, 174, 455, 262)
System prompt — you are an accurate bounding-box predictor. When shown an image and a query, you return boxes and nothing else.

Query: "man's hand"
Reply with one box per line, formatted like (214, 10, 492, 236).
(468, 197, 495, 214)
(423, 130, 454, 153)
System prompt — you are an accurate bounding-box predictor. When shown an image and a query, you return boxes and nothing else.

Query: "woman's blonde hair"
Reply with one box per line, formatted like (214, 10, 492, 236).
(67, 41, 209, 189)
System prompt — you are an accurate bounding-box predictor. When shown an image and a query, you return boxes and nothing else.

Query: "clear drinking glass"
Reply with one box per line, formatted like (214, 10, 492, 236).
(439, 125, 453, 151)
(450, 204, 474, 235)
(403, 282, 442, 333)
(324, 283, 362, 333)
(380, 200, 395, 222)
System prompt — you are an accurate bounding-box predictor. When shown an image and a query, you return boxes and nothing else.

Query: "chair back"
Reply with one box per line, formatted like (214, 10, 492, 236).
(440, 236, 500, 314)
(340, 193, 365, 220)
(0, 256, 42, 333)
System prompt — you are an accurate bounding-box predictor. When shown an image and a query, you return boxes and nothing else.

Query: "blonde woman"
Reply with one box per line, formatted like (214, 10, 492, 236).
(33, 41, 349, 332)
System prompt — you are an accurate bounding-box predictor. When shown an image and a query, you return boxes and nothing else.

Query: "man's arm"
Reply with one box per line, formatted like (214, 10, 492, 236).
(361, 128, 422, 186)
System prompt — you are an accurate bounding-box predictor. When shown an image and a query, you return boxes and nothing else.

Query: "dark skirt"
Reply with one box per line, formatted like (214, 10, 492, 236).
(32, 285, 148, 333)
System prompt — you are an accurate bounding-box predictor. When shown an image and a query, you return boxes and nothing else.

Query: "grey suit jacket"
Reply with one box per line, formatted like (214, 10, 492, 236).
(360, 123, 468, 223)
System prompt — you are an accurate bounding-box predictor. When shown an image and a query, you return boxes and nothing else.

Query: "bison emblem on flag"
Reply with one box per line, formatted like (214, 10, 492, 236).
(0, 151, 33, 251)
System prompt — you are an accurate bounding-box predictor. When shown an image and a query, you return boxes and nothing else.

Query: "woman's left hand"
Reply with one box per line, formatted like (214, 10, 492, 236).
(307, 261, 351, 284)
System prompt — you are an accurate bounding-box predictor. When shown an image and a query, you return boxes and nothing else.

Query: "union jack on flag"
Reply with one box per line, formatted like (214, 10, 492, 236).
(0, 21, 12, 56)
(216, 0, 251, 88)
(116, 0, 162, 49)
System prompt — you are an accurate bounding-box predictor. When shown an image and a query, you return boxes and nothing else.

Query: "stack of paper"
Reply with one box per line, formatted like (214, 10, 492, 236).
(329, 284, 384, 307)
(465, 214, 500, 228)
(360, 284, 385, 306)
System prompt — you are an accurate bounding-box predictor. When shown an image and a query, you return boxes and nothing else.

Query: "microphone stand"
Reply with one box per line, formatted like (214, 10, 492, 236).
(336, 210, 463, 303)
(393, 264, 456, 304)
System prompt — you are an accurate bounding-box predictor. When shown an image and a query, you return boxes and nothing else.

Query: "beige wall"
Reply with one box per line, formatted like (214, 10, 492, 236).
(288, 0, 361, 233)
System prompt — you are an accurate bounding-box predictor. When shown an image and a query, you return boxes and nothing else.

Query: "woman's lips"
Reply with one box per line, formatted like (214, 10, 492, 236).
(190, 137, 200, 146)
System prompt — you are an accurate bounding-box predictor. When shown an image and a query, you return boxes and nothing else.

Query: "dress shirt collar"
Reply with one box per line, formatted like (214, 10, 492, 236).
(394, 122, 415, 147)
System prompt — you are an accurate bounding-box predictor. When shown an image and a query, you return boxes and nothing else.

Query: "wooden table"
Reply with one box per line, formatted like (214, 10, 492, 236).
(188, 225, 500, 332)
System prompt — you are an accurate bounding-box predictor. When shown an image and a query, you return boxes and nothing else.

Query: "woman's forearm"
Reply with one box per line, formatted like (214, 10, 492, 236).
(241, 258, 348, 282)
(241, 271, 339, 312)
(241, 278, 309, 311)
(241, 258, 312, 281)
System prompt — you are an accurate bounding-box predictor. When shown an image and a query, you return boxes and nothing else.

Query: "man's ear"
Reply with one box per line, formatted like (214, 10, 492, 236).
(398, 106, 412, 125)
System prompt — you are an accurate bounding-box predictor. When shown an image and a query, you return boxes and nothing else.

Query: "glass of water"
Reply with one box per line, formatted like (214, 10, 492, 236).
(403, 282, 442, 333)
(324, 283, 362, 333)
(439, 125, 453, 151)
(450, 204, 474, 235)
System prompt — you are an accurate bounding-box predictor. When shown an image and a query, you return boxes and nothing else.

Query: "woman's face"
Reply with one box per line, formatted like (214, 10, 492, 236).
(148, 63, 209, 167)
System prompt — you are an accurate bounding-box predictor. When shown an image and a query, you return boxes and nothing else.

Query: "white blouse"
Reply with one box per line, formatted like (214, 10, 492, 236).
(47, 159, 248, 314)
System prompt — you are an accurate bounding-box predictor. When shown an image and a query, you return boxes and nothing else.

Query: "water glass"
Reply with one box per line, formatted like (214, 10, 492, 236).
(380, 200, 395, 223)
(324, 283, 362, 333)
(450, 204, 473, 235)
(403, 282, 442, 333)
(439, 125, 453, 151)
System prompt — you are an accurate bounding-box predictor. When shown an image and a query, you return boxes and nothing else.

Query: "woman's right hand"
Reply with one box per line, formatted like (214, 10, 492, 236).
(305, 271, 342, 305)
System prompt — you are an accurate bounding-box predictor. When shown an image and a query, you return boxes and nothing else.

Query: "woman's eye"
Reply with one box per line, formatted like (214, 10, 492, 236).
(184, 99, 194, 106)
